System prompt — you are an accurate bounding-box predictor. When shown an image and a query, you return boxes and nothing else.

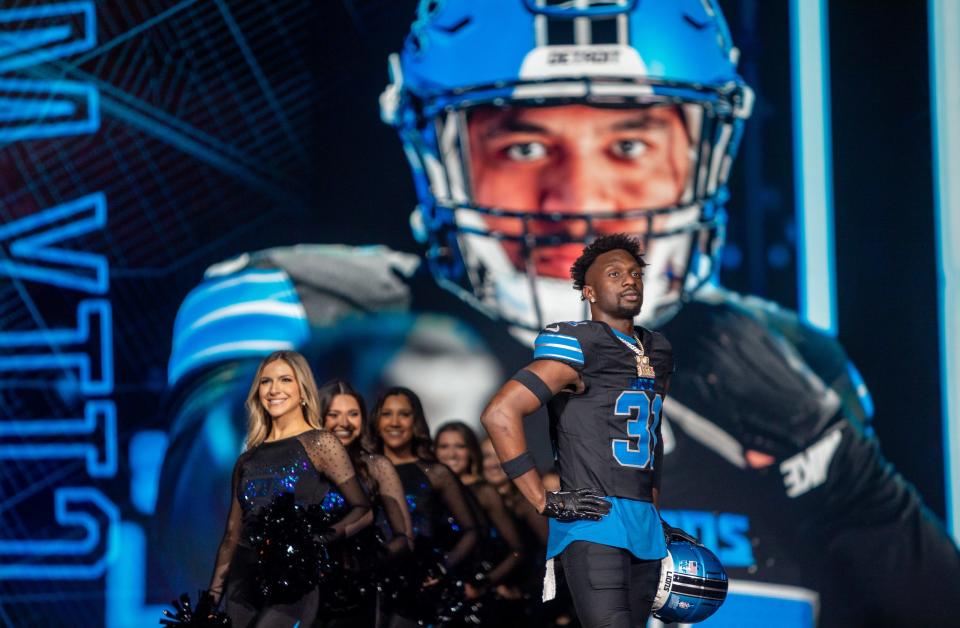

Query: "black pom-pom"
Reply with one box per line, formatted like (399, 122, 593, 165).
(316, 526, 392, 614)
(245, 492, 335, 606)
(384, 545, 465, 624)
(159, 591, 231, 627)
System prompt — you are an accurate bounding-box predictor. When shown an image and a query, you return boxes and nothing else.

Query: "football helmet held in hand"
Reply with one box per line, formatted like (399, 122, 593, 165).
(653, 524, 728, 624)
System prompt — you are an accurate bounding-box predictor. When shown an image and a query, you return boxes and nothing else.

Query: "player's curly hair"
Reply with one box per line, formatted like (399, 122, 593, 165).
(570, 233, 646, 293)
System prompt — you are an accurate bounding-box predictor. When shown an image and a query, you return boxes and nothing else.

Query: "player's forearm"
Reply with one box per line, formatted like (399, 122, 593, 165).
(480, 399, 547, 512)
(480, 400, 529, 460)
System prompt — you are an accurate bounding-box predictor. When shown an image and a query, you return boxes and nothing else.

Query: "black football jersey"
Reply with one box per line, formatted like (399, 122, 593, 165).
(533, 320, 673, 502)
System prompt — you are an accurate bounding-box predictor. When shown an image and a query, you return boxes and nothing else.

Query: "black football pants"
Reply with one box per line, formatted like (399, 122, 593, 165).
(559, 541, 661, 628)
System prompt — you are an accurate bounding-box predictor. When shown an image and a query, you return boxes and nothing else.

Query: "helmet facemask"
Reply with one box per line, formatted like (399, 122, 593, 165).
(398, 76, 751, 335)
(383, 0, 753, 336)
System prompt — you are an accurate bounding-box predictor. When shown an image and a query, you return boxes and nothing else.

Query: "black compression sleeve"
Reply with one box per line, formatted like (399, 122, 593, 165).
(501, 451, 536, 479)
(511, 368, 553, 405)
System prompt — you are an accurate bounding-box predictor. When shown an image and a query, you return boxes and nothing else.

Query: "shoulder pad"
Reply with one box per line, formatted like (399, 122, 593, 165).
(257, 244, 419, 320)
(691, 289, 849, 378)
(686, 289, 873, 427)
(644, 327, 672, 350)
(168, 260, 309, 385)
(643, 328, 675, 373)
(169, 245, 421, 385)
(533, 321, 590, 368)
(540, 320, 595, 334)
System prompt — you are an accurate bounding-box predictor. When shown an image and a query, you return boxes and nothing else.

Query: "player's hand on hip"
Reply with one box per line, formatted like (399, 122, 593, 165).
(542, 488, 611, 522)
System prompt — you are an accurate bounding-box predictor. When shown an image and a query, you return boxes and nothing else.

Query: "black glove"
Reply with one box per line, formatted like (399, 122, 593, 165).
(661, 519, 699, 546)
(542, 488, 611, 522)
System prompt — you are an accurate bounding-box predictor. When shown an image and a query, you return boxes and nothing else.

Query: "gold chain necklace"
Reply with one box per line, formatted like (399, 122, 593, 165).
(615, 330, 656, 378)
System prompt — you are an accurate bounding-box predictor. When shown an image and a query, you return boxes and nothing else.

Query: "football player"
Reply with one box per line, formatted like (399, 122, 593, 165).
(481, 233, 672, 626)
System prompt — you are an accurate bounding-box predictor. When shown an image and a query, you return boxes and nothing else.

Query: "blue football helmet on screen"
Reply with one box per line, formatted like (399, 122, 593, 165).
(653, 525, 729, 623)
(382, 0, 753, 336)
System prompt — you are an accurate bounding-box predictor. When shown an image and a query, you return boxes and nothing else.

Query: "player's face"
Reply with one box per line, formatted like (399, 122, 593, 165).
(585, 249, 644, 318)
(436, 430, 470, 476)
(323, 394, 362, 447)
(467, 104, 690, 278)
(481, 438, 507, 487)
(377, 394, 416, 452)
(258, 360, 302, 421)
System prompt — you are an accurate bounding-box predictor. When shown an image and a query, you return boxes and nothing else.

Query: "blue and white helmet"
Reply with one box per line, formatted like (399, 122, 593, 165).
(382, 0, 753, 337)
(653, 527, 729, 623)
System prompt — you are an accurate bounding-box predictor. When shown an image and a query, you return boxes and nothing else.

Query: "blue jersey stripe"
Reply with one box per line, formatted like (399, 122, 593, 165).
(535, 333, 582, 351)
(175, 270, 295, 336)
(168, 269, 310, 385)
(534, 347, 585, 364)
(536, 341, 584, 354)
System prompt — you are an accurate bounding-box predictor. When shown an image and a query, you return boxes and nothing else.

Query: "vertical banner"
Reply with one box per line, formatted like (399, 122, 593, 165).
(930, 0, 960, 543)
(790, 0, 836, 335)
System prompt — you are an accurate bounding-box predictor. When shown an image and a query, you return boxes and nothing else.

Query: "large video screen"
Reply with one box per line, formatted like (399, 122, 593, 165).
(1, 1, 957, 626)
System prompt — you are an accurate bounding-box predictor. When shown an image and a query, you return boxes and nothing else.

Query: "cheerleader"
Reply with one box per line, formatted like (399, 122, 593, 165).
(434, 421, 525, 607)
(368, 387, 478, 625)
(316, 379, 413, 626)
(207, 351, 370, 627)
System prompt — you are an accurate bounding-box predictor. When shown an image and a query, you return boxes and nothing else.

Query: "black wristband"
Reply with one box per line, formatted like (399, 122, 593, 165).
(500, 451, 537, 479)
(511, 368, 554, 405)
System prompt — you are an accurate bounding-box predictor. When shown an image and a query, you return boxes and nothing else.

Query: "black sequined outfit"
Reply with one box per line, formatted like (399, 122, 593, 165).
(394, 461, 477, 564)
(389, 460, 477, 624)
(208, 429, 369, 628)
(314, 449, 414, 627)
(464, 480, 524, 587)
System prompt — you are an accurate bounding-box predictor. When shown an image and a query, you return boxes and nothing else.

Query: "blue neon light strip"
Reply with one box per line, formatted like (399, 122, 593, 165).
(790, 0, 837, 335)
(0, 192, 108, 294)
(0, 2, 96, 72)
(0, 401, 117, 478)
(0, 487, 118, 579)
(929, 0, 960, 543)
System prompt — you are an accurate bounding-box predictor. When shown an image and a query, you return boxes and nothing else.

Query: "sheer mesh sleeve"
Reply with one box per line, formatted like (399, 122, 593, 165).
(514, 495, 548, 545)
(422, 462, 477, 568)
(208, 454, 245, 603)
(474, 483, 524, 584)
(367, 454, 414, 556)
(299, 430, 371, 539)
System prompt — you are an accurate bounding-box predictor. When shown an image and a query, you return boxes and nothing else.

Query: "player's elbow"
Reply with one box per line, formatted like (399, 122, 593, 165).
(480, 398, 514, 436)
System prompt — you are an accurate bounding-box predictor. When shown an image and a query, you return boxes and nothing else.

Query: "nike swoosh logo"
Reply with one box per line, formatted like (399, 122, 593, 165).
(545, 324, 560, 332)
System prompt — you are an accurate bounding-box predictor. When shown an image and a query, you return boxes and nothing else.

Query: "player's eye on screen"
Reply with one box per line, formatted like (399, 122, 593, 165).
(503, 141, 549, 162)
(609, 138, 650, 161)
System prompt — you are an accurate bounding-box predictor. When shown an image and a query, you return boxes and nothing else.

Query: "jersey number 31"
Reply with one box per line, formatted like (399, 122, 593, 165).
(612, 391, 662, 469)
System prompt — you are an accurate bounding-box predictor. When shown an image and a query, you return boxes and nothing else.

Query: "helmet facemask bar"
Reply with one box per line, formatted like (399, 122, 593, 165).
(404, 77, 750, 332)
